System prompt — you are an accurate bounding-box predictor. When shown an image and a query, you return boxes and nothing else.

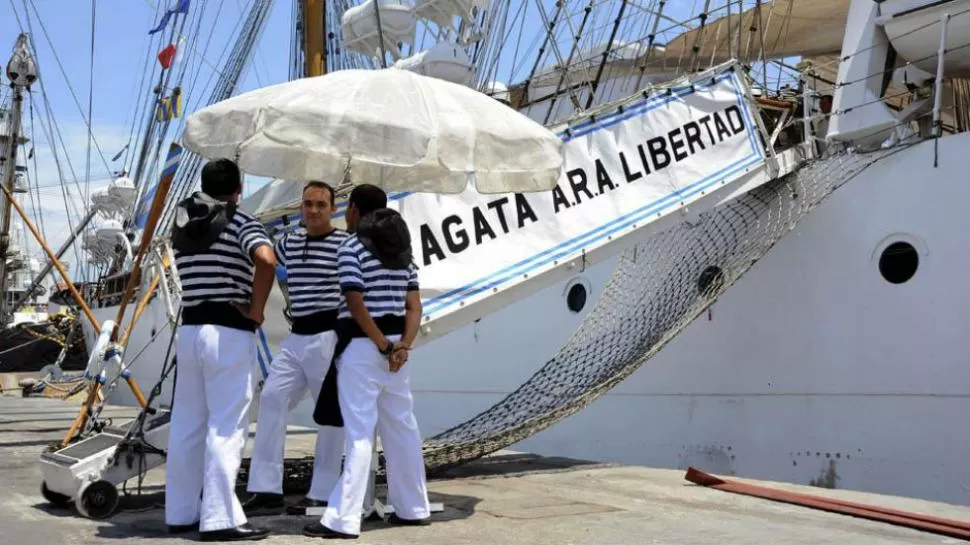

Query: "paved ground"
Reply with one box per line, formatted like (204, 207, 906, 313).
(2, 391, 969, 544)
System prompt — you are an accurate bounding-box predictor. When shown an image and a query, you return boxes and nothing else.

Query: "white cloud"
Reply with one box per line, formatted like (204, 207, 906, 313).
(11, 120, 135, 283)
(9, 114, 275, 294)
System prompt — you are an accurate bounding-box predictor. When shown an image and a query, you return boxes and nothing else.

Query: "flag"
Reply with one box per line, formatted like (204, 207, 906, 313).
(173, 35, 187, 66)
(155, 87, 183, 122)
(148, 0, 191, 35)
(157, 43, 176, 69)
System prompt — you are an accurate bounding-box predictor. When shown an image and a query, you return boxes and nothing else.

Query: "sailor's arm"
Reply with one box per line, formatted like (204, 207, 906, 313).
(401, 264, 421, 347)
(272, 234, 287, 270)
(389, 264, 421, 370)
(338, 243, 390, 351)
(250, 246, 276, 324)
(241, 219, 277, 324)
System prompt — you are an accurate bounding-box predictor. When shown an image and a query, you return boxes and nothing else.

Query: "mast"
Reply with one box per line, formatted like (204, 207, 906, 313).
(0, 34, 37, 324)
(304, 0, 326, 77)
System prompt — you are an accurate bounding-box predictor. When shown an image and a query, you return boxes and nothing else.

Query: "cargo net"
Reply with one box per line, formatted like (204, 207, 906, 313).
(418, 144, 910, 472)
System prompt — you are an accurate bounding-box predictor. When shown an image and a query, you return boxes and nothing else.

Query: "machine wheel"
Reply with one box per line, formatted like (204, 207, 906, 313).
(40, 481, 72, 508)
(75, 480, 119, 519)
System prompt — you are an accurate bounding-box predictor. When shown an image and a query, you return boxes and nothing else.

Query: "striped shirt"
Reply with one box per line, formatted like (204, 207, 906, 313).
(275, 228, 349, 317)
(337, 234, 419, 320)
(175, 209, 272, 308)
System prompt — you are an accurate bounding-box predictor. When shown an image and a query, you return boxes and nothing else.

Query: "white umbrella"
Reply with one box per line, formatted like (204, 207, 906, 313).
(181, 68, 564, 194)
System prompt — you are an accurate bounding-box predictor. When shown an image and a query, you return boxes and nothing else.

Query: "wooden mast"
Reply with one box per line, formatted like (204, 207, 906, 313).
(304, 0, 327, 77)
(0, 34, 34, 324)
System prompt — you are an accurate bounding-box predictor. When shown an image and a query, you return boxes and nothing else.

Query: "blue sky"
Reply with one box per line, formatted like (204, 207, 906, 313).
(2, 0, 294, 279)
(0, 0, 776, 283)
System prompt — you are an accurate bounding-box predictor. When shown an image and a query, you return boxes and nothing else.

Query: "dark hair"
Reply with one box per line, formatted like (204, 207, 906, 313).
(200, 159, 242, 197)
(348, 183, 386, 217)
(303, 180, 335, 204)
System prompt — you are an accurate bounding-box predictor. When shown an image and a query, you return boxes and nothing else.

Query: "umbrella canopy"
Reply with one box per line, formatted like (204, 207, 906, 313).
(182, 68, 565, 194)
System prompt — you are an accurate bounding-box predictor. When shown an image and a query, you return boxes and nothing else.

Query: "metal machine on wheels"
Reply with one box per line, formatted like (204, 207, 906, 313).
(37, 322, 178, 520)
(38, 403, 172, 519)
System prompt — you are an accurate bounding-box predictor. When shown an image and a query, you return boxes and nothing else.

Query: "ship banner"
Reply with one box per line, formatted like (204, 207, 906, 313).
(392, 68, 765, 320)
(255, 65, 766, 336)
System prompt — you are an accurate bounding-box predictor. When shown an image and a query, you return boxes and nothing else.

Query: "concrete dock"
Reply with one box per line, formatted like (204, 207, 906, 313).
(2, 390, 969, 544)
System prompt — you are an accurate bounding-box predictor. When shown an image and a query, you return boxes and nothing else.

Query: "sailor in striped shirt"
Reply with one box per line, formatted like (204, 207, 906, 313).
(166, 159, 276, 541)
(243, 181, 349, 518)
(304, 184, 431, 539)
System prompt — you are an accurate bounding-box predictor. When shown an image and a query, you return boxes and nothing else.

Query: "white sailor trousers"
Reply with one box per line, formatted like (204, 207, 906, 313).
(247, 329, 343, 500)
(321, 335, 431, 535)
(165, 324, 256, 532)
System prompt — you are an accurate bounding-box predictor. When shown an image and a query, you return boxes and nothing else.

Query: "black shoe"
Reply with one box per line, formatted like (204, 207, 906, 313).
(302, 521, 358, 539)
(198, 523, 269, 541)
(385, 513, 430, 526)
(241, 492, 285, 516)
(286, 497, 328, 516)
(167, 521, 199, 534)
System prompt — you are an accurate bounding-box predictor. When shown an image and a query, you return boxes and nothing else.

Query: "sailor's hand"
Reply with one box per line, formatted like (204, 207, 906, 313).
(388, 343, 410, 372)
(233, 303, 265, 325)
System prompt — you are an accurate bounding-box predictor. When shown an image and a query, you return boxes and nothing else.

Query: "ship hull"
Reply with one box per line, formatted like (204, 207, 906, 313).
(468, 133, 970, 507)
(82, 133, 970, 507)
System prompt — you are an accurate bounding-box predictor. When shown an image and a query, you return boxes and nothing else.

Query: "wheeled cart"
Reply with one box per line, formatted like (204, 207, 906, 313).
(37, 409, 170, 519)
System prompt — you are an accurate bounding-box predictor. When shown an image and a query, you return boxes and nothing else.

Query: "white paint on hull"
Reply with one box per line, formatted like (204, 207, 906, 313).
(412, 133, 970, 507)
(89, 133, 970, 508)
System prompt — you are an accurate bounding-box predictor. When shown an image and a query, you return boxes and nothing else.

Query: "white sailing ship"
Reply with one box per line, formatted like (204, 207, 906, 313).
(15, 0, 969, 509)
(0, 106, 52, 325)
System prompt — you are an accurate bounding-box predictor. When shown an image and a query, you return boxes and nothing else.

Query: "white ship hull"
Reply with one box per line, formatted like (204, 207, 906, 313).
(511, 132, 970, 507)
(83, 130, 970, 508)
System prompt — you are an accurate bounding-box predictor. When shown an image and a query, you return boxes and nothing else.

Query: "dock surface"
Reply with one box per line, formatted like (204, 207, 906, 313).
(2, 391, 969, 544)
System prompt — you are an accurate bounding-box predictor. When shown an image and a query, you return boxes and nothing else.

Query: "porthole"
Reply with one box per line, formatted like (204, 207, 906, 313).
(697, 265, 724, 296)
(563, 276, 591, 314)
(879, 241, 918, 284)
(566, 284, 587, 313)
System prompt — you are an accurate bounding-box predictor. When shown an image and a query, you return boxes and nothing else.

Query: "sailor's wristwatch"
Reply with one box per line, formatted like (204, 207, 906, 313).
(379, 340, 394, 357)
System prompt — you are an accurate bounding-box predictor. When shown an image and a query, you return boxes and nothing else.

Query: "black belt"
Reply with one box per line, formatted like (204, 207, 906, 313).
(181, 301, 258, 332)
(290, 309, 338, 335)
(313, 315, 406, 427)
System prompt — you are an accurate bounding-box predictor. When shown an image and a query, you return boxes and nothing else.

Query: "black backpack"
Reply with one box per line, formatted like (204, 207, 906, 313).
(171, 191, 237, 254)
(356, 207, 412, 269)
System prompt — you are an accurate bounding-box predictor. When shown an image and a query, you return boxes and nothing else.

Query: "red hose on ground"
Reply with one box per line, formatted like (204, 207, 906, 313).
(684, 467, 970, 540)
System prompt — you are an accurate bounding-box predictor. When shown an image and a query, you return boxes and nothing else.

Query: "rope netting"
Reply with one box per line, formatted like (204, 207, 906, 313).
(418, 143, 909, 472)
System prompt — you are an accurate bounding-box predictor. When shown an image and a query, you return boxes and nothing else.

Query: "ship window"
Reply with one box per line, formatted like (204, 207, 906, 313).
(566, 283, 587, 313)
(879, 241, 918, 284)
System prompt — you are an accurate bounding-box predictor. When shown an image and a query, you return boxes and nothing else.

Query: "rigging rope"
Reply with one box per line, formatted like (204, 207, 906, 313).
(23, 0, 113, 180)
(155, 0, 274, 234)
(85, 0, 97, 206)
(418, 142, 909, 472)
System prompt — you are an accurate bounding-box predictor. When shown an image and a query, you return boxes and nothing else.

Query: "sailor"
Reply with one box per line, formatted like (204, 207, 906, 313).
(242, 181, 348, 516)
(165, 158, 276, 541)
(303, 184, 431, 539)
